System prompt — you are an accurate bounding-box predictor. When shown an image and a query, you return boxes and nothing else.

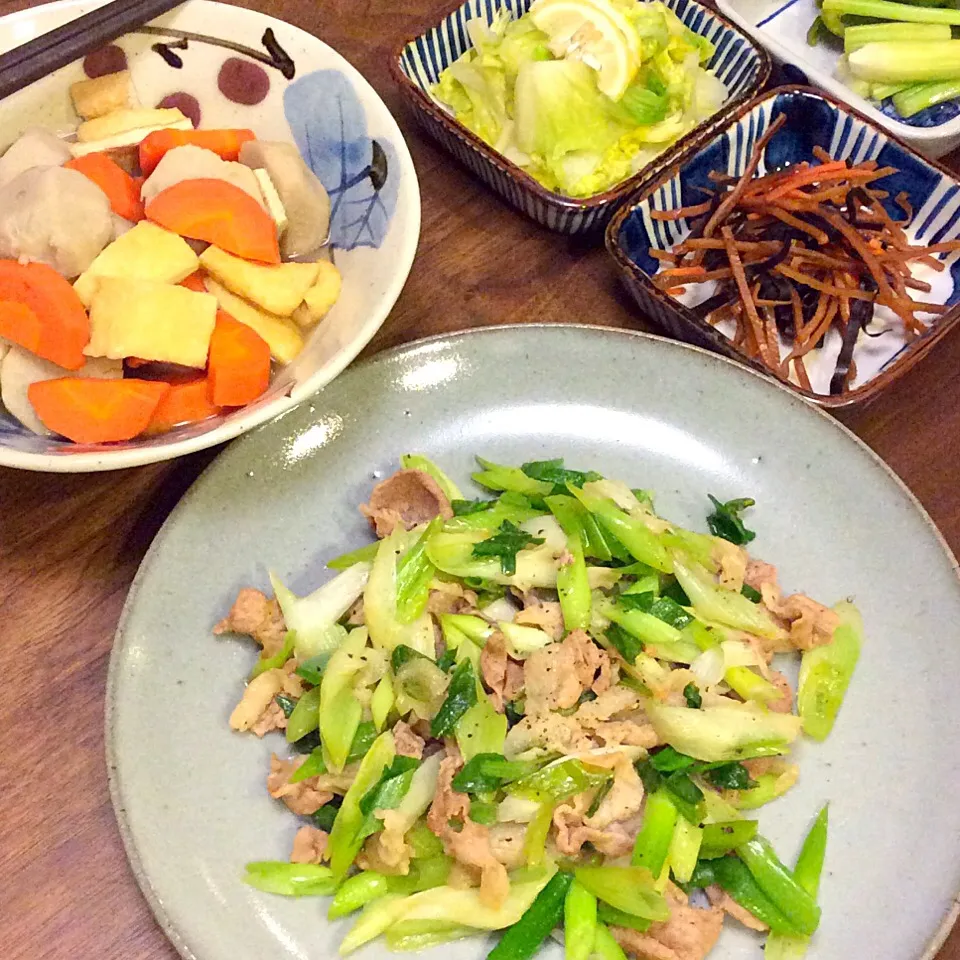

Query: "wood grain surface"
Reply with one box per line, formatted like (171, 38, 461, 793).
(0, 1, 957, 958)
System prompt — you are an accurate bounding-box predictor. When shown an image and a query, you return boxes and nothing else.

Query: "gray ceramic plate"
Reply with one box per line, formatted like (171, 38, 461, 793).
(107, 325, 960, 960)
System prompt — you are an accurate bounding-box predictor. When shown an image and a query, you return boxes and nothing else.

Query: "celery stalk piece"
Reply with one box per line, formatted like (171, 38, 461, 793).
(644, 701, 802, 762)
(394, 657, 449, 720)
(270, 562, 370, 660)
(700, 784, 743, 824)
(371, 674, 395, 731)
(573, 866, 670, 922)
(525, 800, 556, 865)
(318, 627, 368, 770)
(376, 866, 556, 936)
(871, 81, 912, 100)
(601, 600, 684, 648)
(844, 21, 950, 52)
(328, 541, 380, 571)
(473, 456, 554, 496)
(823, 0, 960, 23)
(340, 894, 410, 954)
(631, 789, 677, 876)
(330, 871, 391, 919)
(557, 527, 592, 631)
(700, 819, 758, 858)
(508, 757, 611, 803)
(427, 528, 561, 588)
(667, 815, 703, 884)
(725, 666, 783, 705)
(286, 685, 322, 743)
(440, 613, 494, 645)
(894, 78, 960, 115)
(395, 520, 441, 624)
(569, 485, 673, 572)
(328, 730, 396, 880)
(728, 765, 799, 810)
(456, 696, 508, 760)
(591, 923, 629, 960)
(847, 40, 960, 83)
(672, 557, 783, 639)
(244, 861, 337, 897)
(250, 629, 295, 680)
(400, 453, 464, 501)
(365, 528, 435, 656)
(821, 9, 847, 36)
(385, 921, 474, 951)
(362, 754, 442, 866)
(564, 880, 599, 960)
(797, 601, 862, 741)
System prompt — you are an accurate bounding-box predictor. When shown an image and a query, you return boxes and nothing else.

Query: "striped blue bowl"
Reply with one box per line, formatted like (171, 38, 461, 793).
(606, 86, 960, 408)
(390, 0, 770, 235)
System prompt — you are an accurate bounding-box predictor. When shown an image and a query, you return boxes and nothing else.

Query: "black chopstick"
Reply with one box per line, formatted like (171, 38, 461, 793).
(0, 0, 184, 102)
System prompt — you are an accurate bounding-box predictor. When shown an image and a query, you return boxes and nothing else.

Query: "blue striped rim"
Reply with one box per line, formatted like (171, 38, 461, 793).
(398, 0, 763, 102)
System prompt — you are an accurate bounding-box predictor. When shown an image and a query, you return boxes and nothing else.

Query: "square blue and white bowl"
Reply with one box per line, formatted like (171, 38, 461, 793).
(391, 0, 771, 235)
(606, 86, 960, 409)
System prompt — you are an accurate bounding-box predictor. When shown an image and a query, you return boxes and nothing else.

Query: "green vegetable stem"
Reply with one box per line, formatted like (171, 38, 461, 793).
(486, 870, 574, 960)
(564, 879, 598, 960)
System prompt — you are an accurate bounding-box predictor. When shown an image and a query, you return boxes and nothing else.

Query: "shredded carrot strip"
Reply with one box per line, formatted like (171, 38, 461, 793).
(650, 200, 713, 221)
(775, 264, 875, 301)
(763, 161, 849, 200)
(793, 356, 812, 391)
(679, 239, 782, 252)
(699, 115, 788, 245)
(790, 299, 839, 360)
(770, 208, 831, 245)
(655, 266, 708, 280)
(722, 226, 779, 371)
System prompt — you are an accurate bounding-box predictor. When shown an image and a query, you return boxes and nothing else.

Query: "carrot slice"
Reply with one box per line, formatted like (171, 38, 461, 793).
(179, 271, 208, 293)
(139, 128, 256, 176)
(65, 153, 144, 222)
(0, 260, 90, 369)
(144, 376, 222, 434)
(207, 309, 271, 406)
(0, 301, 42, 351)
(146, 179, 280, 264)
(28, 377, 169, 443)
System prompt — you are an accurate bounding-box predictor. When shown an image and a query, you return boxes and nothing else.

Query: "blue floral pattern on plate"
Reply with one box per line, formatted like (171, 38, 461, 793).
(284, 70, 399, 251)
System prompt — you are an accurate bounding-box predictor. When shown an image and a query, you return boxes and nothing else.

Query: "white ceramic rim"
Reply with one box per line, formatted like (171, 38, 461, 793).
(104, 322, 960, 960)
(714, 0, 960, 148)
(0, 0, 421, 473)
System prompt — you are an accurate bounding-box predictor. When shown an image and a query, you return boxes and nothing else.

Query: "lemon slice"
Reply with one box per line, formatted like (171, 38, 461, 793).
(529, 0, 639, 100)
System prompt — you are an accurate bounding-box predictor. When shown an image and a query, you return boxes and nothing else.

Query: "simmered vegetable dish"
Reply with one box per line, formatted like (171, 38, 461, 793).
(216, 455, 862, 960)
(0, 67, 340, 442)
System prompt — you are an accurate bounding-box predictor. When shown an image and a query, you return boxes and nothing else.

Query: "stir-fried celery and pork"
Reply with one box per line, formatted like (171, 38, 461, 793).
(215, 456, 861, 960)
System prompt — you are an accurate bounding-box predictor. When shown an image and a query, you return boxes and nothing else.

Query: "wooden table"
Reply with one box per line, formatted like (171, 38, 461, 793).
(1, 0, 958, 957)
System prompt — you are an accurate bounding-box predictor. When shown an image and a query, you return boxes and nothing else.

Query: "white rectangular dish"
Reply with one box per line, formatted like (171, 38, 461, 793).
(716, 0, 960, 157)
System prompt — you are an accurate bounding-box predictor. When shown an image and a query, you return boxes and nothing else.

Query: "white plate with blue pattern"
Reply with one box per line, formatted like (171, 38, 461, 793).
(0, 0, 420, 472)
